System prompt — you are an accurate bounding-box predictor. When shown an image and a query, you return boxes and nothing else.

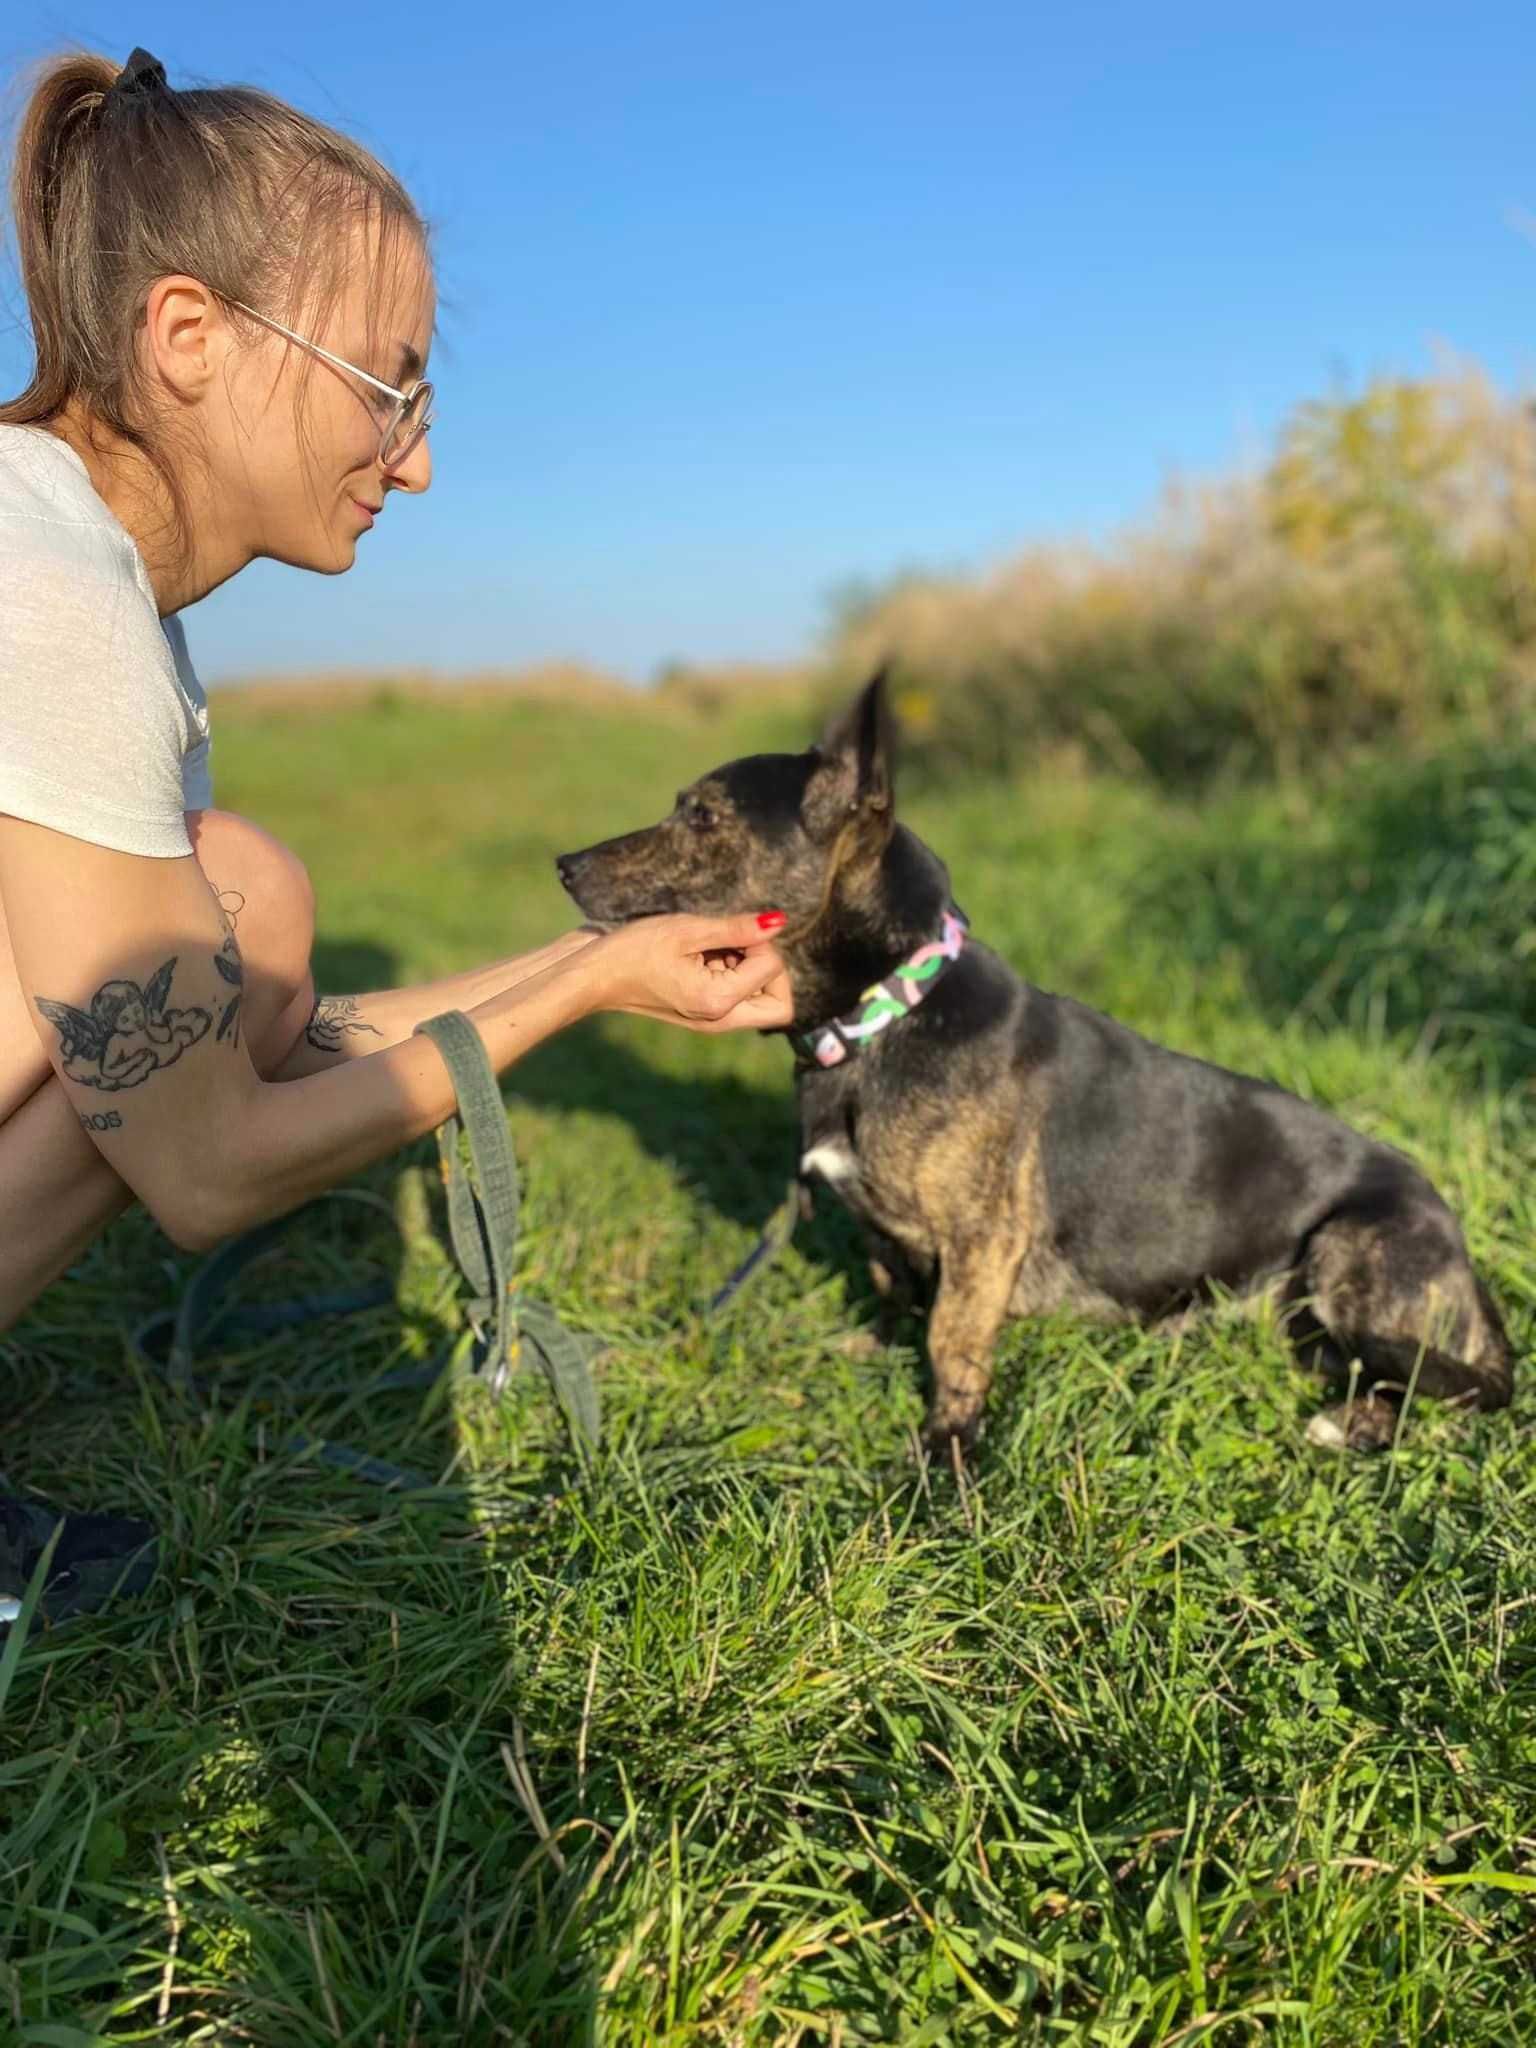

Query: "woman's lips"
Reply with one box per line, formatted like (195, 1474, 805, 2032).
(351, 499, 378, 528)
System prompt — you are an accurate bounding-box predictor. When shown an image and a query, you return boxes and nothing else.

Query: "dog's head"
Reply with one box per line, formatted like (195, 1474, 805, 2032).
(556, 672, 903, 935)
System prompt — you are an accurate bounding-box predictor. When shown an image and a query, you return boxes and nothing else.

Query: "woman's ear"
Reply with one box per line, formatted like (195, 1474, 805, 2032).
(140, 274, 228, 406)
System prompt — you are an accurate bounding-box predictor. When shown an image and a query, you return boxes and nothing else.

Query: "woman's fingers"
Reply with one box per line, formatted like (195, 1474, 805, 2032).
(736, 968, 795, 1021)
(673, 947, 792, 1030)
(678, 909, 786, 955)
(701, 970, 795, 1033)
(702, 945, 783, 1006)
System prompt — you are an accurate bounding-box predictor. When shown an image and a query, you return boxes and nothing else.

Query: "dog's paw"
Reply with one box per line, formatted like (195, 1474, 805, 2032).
(918, 1410, 982, 1469)
(1306, 1393, 1399, 1453)
(834, 1329, 886, 1361)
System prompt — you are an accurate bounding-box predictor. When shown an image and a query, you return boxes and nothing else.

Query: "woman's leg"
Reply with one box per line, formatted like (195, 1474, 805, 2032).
(0, 811, 318, 1332)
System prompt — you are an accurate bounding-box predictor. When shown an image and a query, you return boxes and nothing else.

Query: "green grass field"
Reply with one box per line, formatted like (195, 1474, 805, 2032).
(4, 684, 1535, 2044)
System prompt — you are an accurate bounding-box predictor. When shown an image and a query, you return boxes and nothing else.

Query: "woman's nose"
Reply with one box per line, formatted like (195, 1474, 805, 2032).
(384, 431, 433, 496)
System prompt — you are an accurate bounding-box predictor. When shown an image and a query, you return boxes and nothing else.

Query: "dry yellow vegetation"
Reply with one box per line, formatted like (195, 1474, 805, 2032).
(826, 367, 1536, 784)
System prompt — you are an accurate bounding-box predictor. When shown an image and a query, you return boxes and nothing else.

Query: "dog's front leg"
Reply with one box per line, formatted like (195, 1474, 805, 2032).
(866, 1226, 925, 1335)
(835, 1228, 927, 1361)
(920, 1246, 1022, 1460)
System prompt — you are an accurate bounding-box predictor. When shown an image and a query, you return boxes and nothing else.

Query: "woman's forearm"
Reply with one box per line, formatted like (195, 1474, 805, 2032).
(216, 947, 601, 1240)
(266, 931, 599, 1081)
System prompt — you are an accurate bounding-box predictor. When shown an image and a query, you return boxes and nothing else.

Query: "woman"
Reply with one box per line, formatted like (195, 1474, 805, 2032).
(0, 49, 791, 1613)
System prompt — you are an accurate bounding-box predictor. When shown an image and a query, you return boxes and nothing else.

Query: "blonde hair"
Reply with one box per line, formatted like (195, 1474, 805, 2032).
(2, 49, 426, 527)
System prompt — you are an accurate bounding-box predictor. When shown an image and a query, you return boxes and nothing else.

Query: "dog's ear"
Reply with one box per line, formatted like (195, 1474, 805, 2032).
(804, 670, 895, 841)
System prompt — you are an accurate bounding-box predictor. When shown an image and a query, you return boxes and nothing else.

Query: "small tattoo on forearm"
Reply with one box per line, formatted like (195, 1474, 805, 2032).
(37, 958, 211, 1092)
(304, 994, 383, 1054)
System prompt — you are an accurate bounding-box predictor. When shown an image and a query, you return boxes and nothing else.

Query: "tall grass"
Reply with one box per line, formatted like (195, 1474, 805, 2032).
(826, 370, 1536, 786)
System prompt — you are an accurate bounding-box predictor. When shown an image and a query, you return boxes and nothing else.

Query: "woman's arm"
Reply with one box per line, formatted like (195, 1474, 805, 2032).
(266, 929, 604, 1079)
(0, 818, 788, 1253)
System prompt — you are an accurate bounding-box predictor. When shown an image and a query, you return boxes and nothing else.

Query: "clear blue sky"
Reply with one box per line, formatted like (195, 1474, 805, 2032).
(3, 1, 1534, 683)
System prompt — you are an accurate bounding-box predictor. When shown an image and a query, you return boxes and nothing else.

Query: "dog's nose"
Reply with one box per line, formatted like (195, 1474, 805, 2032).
(555, 852, 583, 887)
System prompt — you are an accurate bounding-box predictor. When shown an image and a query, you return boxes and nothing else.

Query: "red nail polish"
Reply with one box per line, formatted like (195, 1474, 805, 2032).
(756, 910, 787, 931)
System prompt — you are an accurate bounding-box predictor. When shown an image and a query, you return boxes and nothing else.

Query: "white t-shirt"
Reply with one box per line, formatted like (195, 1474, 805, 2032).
(0, 424, 213, 859)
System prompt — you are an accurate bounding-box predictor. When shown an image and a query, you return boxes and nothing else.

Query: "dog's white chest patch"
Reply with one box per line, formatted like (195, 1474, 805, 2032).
(801, 1141, 859, 1188)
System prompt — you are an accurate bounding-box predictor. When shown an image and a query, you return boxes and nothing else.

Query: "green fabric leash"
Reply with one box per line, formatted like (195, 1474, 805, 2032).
(414, 1010, 603, 1458)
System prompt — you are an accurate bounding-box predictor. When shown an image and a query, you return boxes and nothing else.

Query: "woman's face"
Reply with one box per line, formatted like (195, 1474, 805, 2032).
(213, 228, 437, 577)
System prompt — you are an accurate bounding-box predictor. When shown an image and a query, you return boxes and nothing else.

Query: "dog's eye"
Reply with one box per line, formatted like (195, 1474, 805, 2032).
(685, 800, 717, 833)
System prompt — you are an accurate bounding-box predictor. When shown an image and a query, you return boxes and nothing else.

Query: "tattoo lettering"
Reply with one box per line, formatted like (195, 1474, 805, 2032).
(78, 1109, 123, 1133)
(37, 958, 211, 1092)
(304, 995, 383, 1055)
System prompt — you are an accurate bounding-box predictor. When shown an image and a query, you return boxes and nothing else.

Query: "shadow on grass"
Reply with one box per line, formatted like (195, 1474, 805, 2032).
(513, 1023, 803, 1233)
(310, 931, 399, 1000)
(510, 1024, 889, 1357)
(1131, 742, 1536, 1085)
(3, 1171, 609, 2038)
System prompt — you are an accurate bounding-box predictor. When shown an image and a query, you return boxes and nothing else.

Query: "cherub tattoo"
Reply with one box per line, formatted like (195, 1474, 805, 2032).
(37, 958, 211, 1092)
(304, 994, 383, 1054)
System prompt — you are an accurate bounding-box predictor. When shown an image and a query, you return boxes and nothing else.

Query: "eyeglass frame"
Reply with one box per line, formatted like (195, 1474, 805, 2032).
(224, 296, 434, 469)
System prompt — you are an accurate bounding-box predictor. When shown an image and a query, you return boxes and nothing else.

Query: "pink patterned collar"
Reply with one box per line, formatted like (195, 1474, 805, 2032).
(790, 907, 969, 1070)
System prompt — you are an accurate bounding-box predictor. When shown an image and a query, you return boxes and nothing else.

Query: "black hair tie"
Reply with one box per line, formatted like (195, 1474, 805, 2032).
(109, 47, 168, 99)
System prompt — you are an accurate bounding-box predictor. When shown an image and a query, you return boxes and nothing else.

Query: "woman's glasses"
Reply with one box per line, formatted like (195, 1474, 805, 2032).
(227, 298, 434, 469)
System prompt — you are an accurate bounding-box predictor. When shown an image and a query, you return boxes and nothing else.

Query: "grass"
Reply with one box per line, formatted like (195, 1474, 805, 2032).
(3, 682, 1535, 2044)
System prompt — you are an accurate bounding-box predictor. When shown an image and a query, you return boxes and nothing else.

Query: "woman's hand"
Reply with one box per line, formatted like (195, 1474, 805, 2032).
(586, 912, 794, 1033)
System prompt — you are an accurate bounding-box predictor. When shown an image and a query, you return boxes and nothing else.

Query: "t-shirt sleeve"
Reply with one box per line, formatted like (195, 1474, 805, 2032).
(0, 537, 195, 858)
(161, 613, 214, 813)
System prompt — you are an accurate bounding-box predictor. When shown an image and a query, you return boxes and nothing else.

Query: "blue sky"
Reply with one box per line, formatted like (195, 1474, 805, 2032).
(3, 1, 1534, 683)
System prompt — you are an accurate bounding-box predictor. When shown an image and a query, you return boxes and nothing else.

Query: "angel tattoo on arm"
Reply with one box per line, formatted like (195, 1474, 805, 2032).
(37, 957, 212, 1092)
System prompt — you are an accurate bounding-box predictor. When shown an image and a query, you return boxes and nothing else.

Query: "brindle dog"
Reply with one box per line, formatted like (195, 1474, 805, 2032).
(557, 676, 1514, 1456)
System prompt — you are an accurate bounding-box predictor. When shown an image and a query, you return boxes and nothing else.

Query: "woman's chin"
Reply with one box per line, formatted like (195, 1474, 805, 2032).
(314, 537, 359, 577)
(266, 535, 357, 576)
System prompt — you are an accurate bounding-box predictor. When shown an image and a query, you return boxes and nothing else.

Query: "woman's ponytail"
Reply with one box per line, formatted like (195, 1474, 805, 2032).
(3, 52, 120, 426)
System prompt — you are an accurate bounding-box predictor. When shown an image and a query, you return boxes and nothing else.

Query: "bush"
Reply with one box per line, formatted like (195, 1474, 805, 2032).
(825, 371, 1536, 787)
